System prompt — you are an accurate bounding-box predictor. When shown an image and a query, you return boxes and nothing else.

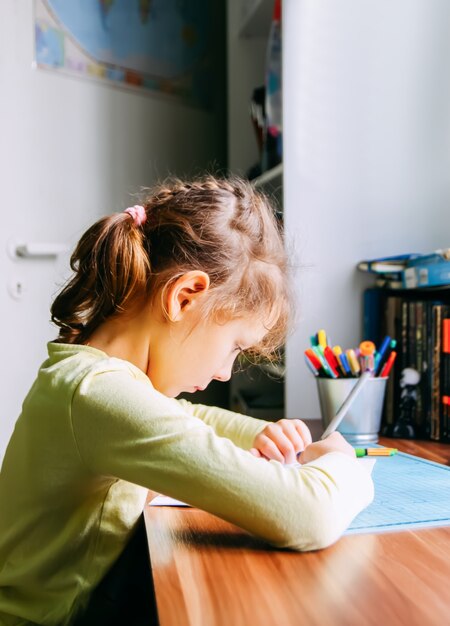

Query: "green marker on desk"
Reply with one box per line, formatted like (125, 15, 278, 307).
(355, 448, 398, 457)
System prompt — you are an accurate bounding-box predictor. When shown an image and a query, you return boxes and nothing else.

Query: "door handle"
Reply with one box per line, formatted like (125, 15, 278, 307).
(11, 242, 68, 259)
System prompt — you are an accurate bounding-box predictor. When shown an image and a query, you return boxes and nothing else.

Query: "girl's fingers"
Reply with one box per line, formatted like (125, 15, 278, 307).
(257, 429, 297, 464)
(252, 420, 313, 464)
(276, 420, 306, 456)
(255, 435, 287, 463)
(249, 447, 263, 458)
(274, 419, 312, 451)
(291, 419, 313, 447)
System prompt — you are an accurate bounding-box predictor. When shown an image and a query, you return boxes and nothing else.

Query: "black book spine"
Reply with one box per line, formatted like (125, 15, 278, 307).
(415, 301, 425, 436)
(408, 301, 418, 430)
(431, 304, 442, 440)
(423, 301, 433, 439)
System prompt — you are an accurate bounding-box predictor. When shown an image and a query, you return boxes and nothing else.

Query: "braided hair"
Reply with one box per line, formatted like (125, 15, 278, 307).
(51, 175, 292, 357)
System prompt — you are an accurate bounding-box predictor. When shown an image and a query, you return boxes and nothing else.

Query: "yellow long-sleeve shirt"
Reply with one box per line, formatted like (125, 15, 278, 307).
(0, 343, 374, 625)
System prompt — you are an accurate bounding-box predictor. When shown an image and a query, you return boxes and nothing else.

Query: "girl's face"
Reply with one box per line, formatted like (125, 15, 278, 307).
(147, 313, 268, 398)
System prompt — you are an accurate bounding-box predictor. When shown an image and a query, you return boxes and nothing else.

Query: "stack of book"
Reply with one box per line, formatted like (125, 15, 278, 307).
(358, 249, 450, 290)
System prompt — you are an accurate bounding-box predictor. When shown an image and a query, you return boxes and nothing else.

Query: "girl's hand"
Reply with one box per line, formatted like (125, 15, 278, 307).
(298, 432, 356, 465)
(250, 419, 312, 464)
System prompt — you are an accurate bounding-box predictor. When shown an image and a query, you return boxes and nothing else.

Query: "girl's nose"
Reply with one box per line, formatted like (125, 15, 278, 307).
(213, 364, 233, 383)
(213, 371, 232, 383)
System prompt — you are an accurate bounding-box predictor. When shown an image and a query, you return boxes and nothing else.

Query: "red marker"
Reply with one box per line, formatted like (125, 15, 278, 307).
(304, 349, 322, 373)
(380, 351, 397, 378)
(323, 346, 340, 377)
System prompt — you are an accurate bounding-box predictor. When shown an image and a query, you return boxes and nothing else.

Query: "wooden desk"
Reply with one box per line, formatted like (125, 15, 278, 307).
(143, 423, 450, 626)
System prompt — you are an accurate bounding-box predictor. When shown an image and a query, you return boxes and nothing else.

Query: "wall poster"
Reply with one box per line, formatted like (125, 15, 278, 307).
(34, 0, 212, 107)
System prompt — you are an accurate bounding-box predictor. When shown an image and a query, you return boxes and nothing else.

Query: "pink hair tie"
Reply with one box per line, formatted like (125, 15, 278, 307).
(124, 205, 147, 227)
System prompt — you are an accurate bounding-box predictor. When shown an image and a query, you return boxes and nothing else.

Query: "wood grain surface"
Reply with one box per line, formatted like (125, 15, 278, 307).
(144, 422, 450, 626)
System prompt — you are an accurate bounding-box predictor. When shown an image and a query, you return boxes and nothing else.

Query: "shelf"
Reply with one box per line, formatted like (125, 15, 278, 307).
(239, 0, 273, 38)
(252, 163, 283, 188)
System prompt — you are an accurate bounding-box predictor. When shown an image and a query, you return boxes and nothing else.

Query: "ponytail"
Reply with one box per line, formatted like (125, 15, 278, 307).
(51, 212, 150, 344)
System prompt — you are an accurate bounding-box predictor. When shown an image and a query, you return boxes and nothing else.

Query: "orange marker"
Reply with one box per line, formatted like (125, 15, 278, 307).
(305, 348, 322, 372)
(359, 340, 375, 356)
(359, 341, 375, 372)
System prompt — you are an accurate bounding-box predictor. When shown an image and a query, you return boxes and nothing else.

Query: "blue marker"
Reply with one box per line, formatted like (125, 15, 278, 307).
(375, 335, 391, 376)
(338, 353, 352, 377)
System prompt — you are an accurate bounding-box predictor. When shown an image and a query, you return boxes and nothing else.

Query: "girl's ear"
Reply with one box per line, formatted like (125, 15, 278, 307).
(166, 271, 210, 322)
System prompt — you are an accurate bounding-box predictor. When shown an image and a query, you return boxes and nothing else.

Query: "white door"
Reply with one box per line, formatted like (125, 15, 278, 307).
(0, 0, 225, 460)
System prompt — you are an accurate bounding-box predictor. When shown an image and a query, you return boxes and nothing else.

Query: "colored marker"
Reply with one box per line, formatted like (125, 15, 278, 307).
(359, 340, 375, 356)
(315, 346, 337, 378)
(313, 346, 330, 375)
(355, 448, 397, 457)
(359, 341, 375, 372)
(324, 346, 340, 377)
(376, 335, 391, 360)
(332, 346, 347, 376)
(317, 329, 327, 349)
(346, 349, 360, 376)
(338, 353, 351, 377)
(310, 334, 319, 347)
(380, 351, 397, 377)
(332, 346, 344, 373)
(304, 354, 319, 376)
(374, 335, 392, 375)
(310, 347, 332, 377)
(304, 349, 322, 376)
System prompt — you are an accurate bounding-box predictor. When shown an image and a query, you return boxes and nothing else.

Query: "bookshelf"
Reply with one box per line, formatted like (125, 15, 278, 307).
(366, 286, 450, 443)
(227, 0, 285, 419)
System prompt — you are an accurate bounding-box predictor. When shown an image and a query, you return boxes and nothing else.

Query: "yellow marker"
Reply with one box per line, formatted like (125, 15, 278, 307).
(346, 348, 360, 375)
(332, 346, 346, 375)
(355, 448, 397, 457)
(317, 329, 327, 349)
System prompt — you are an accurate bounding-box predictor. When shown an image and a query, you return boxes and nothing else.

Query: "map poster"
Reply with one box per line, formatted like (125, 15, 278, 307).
(34, 0, 212, 108)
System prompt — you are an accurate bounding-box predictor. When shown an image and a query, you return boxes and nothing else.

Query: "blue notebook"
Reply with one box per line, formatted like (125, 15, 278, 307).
(347, 451, 450, 534)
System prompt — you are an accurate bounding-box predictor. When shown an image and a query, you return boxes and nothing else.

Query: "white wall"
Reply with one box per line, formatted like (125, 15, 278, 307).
(284, 0, 450, 419)
(0, 0, 225, 459)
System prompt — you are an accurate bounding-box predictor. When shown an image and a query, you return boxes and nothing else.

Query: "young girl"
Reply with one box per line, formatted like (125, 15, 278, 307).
(0, 175, 373, 626)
